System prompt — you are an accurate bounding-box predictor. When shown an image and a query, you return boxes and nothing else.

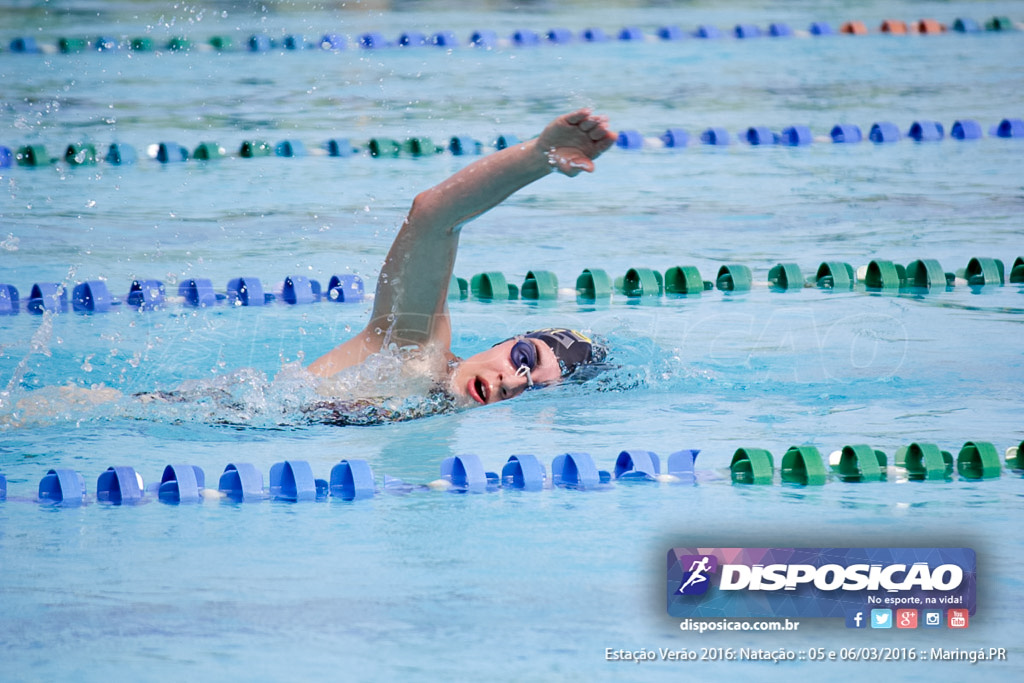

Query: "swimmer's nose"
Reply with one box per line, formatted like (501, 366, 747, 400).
(497, 371, 528, 401)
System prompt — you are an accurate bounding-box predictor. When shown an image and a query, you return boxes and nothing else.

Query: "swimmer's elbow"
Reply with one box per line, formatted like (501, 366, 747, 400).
(409, 189, 463, 236)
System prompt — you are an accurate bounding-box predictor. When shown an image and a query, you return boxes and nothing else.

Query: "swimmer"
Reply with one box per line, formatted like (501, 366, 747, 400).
(308, 109, 617, 409)
(2, 110, 616, 427)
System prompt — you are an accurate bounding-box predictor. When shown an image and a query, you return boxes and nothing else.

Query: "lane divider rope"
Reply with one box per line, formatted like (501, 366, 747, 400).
(3, 439, 1021, 506)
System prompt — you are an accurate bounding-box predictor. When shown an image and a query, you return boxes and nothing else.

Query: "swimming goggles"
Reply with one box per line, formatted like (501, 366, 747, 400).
(510, 338, 538, 388)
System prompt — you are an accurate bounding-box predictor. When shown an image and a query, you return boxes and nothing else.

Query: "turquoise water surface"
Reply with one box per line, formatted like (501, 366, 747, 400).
(1, 1, 1022, 680)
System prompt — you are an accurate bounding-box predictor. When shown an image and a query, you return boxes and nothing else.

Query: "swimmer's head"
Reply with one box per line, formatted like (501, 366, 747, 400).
(449, 328, 608, 407)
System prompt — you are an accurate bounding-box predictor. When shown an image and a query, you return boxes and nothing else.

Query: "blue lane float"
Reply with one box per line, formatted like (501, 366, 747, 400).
(157, 464, 205, 503)
(156, 142, 188, 163)
(359, 33, 389, 49)
(72, 280, 114, 313)
(546, 28, 573, 44)
(398, 32, 427, 47)
(780, 125, 812, 146)
(431, 31, 458, 47)
(0, 473, 6, 500)
(512, 29, 541, 46)
(614, 450, 661, 480)
(660, 128, 690, 148)
(96, 466, 144, 504)
(616, 130, 644, 150)
(9, 37, 41, 53)
(127, 279, 165, 310)
(226, 277, 266, 306)
(329, 459, 375, 500)
(869, 121, 901, 143)
(448, 136, 481, 156)
(909, 120, 944, 141)
(700, 128, 730, 145)
(619, 26, 645, 41)
(105, 142, 137, 164)
(951, 119, 983, 140)
(326, 138, 355, 157)
(667, 449, 699, 482)
(734, 24, 762, 39)
(319, 33, 345, 50)
(993, 118, 1024, 138)
(38, 469, 86, 506)
(218, 463, 264, 501)
(581, 27, 609, 42)
(440, 454, 496, 493)
(769, 23, 793, 37)
(745, 126, 776, 145)
(269, 460, 325, 501)
(327, 274, 364, 302)
(0, 284, 19, 315)
(178, 278, 217, 307)
(27, 282, 67, 314)
(695, 25, 722, 39)
(809, 22, 835, 35)
(551, 452, 609, 490)
(831, 124, 863, 143)
(275, 140, 307, 157)
(500, 455, 546, 491)
(657, 26, 686, 41)
(282, 276, 321, 304)
(1, 146, 13, 168)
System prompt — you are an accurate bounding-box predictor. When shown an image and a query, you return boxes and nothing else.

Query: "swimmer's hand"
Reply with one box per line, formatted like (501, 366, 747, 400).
(538, 108, 618, 177)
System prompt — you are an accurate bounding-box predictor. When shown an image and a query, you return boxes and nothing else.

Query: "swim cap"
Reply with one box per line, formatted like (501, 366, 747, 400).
(522, 328, 607, 378)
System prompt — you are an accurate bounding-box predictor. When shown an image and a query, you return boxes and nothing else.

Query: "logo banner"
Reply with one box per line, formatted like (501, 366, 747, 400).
(667, 548, 976, 619)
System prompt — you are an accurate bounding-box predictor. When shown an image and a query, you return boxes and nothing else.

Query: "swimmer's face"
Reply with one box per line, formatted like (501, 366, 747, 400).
(450, 337, 562, 407)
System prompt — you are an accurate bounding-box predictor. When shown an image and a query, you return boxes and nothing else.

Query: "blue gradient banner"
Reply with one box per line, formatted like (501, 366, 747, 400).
(667, 548, 976, 619)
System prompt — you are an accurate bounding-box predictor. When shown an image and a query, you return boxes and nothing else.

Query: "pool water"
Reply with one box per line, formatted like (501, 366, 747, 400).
(1, 1, 1022, 680)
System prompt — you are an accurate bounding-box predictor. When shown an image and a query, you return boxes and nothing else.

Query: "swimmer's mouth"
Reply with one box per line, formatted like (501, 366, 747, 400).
(468, 376, 487, 404)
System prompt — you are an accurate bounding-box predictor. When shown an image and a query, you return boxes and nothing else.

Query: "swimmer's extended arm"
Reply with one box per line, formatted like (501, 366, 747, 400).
(309, 109, 616, 376)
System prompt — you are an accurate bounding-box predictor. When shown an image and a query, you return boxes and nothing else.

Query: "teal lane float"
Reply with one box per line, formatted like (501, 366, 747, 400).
(1, 440, 1020, 507)
(6, 255, 1018, 316)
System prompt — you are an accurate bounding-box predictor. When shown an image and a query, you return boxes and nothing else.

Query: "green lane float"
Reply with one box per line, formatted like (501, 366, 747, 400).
(471, 272, 516, 300)
(167, 37, 192, 51)
(1012, 257, 1024, 284)
(864, 259, 904, 291)
(956, 441, 1002, 480)
(447, 275, 468, 300)
(403, 137, 439, 156)
(521, 270, 558, 300)
(620, 267, 663, 298)
(130, 38, 154, 51)
(767, 263, 803, 291)
(903, 442, 954, 481)
(209, 35, 234, 51)
(240, 140, 272, 158)
(64, 143, 97, 166)
(575, 268, 612, 301)
(835, 444, 887, 482)
(730, 447, 774, 485)
(985, 16, 1014, 31)
(193, 142, 226, 160)
(963, 257, 1004, 287)
(369, 138, 401, 158)
(665, 266, 708, 295)
(58, 37, 87, 53)
(16, 145, 53, 167)
(781, 446, 827, 486)
(1007, 441, 1023, 470)
(905, 259, 950, 291)
(815, 262, 854, 290)
(715, 264, 752, 292)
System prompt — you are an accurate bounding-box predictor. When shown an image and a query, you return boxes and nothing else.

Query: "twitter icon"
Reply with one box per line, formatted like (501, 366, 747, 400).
(871, 609, 893, 629)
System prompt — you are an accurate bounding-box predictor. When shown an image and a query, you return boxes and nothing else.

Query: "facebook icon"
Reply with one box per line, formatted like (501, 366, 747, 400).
(845, 610, 867, 629)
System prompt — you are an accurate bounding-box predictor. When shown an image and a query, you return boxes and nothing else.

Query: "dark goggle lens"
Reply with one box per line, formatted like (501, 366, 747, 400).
(510, 339, 537, 371)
